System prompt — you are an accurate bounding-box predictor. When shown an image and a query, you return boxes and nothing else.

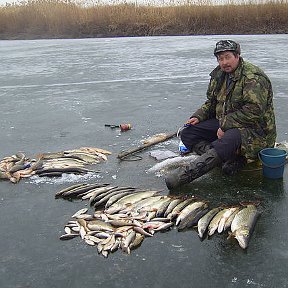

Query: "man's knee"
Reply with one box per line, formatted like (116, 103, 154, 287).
(212, 128, 242, 161)
(180, 126, 198, 149)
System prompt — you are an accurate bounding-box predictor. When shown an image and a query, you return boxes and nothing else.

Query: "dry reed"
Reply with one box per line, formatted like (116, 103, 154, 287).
(0, 0, 287, 39)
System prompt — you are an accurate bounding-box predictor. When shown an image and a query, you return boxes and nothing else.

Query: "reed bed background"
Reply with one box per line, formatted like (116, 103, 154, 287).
(0, 0, 287, 39)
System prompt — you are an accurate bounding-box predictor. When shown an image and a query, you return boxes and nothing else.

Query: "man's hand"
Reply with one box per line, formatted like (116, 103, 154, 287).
(217, 128, 225, 139)
(186, 117, 199, 126)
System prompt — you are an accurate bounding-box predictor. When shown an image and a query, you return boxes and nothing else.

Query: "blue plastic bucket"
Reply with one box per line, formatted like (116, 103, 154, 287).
(259, 148, 287, 179)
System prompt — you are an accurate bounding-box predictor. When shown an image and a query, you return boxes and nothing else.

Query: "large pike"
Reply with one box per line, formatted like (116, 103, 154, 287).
(230, 205, 260, 249)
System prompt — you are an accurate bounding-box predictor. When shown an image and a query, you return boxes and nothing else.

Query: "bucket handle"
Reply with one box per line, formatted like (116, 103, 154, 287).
(258, 154, 288, 169)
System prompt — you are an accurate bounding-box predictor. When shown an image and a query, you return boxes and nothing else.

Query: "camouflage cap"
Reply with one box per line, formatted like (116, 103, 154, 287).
(214, 40, 241, 56)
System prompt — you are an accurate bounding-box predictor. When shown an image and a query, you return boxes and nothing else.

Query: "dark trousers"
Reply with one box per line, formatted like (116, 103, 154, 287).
(180, 118, 242, 162)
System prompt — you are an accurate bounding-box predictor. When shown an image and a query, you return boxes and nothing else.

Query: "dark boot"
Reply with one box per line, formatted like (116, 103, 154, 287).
(165, 148, 221, 189)
(222, 155, 247, 176)
(193, 141, 212, 156)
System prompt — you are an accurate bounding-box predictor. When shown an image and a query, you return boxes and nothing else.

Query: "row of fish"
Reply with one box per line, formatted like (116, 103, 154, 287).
(0, 147, 111, 183)
(57, 183, 260, 257)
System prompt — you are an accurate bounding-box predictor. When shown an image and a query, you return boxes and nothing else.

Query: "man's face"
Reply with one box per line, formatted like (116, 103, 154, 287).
(216, 51, 240, 73)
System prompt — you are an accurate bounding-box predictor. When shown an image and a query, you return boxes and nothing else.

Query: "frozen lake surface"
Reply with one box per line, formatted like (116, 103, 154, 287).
(0, 35, 288, 288)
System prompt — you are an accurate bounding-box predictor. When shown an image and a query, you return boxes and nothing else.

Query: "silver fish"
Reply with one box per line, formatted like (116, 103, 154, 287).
(74, 214, 94, 220)
(105, 191, 159, 214)
(121, 230, 136, 254)
(155, 197, 173, 217)
(197, 207, 222, 238)
(178, 206, 209, 231)
(89, 186, 118, 205)
(167, 198, 196, 221)
(223, 207, 241, 232)
(103, 235, 116, 251)
(84, 235, 102, 244)
(110, 238, 121, 252)
(64, 226, 72, 234)
(147, 154, 199, 174)
(104, 190, 137, 209)
(175, 201, 206, 226)
(59, 233, 79, 240)
(163, 198, 183, 217)
(72, 208, 89, 218)
(71, 226, 80, 233)
(87, 220, 114, 232)
(153, 222, 174, 232)
(84, 238, 96, 246)
(208, 209, 228, 236)
(130, 233, 145, 250)
(131, 196, 165, 213)
(93, 189, 136, 208)
(217, 207, 239, 234)
(133, 226, 153, 237)
(79, 226, 87, 239)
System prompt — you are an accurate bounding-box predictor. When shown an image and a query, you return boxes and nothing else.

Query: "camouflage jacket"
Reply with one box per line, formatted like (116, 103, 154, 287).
(192, 58, 277, 160)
